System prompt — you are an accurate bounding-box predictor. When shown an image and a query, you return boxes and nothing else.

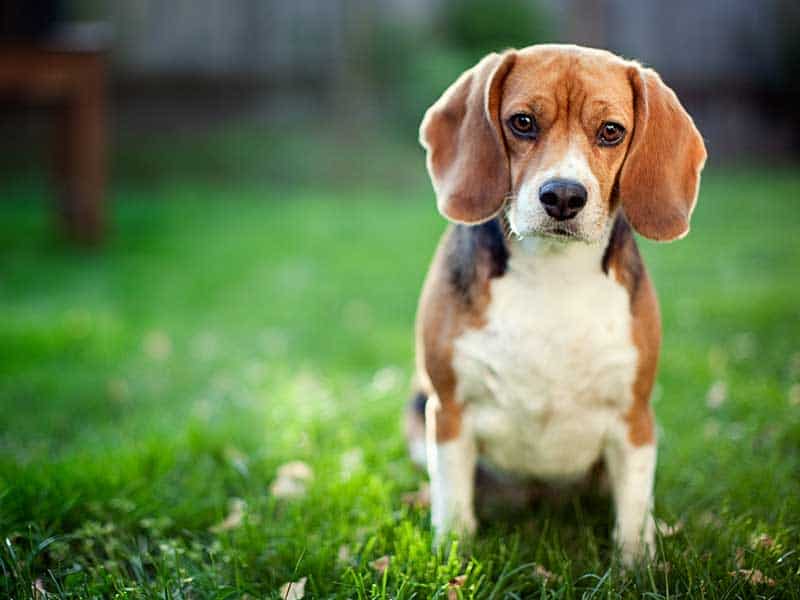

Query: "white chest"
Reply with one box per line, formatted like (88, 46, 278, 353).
(452, 237, 639, 480)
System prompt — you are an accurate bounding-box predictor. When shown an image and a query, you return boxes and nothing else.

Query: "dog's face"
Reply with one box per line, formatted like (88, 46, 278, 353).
(420, 45, 707, 243)
(501, 49, 634, 242)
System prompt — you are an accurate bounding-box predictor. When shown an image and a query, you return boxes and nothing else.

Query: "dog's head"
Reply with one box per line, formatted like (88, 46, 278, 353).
(420, 44, 707, 243)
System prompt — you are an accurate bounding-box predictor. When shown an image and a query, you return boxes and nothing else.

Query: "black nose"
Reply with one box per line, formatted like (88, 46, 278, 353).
(539, 179, 588, 221)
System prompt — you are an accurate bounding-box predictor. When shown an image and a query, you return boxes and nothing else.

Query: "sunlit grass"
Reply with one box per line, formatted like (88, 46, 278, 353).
(1, 169, 799, 597)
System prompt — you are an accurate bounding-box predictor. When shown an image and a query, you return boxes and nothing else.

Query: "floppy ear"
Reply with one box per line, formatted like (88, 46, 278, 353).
(419, 51, 516, 224)
(619, 67, 707, 241)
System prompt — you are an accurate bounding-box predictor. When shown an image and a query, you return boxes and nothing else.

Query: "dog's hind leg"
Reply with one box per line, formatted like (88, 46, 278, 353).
(405, 390, 428, 468)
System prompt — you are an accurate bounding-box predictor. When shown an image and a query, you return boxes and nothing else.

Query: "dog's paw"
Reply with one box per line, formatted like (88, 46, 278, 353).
(616, 520, 655, 567)
(432, 513, 477, 549)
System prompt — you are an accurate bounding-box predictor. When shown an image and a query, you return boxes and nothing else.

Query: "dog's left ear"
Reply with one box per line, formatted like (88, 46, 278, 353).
(619, 67, 707, 241)
(420, 51, 516, 224)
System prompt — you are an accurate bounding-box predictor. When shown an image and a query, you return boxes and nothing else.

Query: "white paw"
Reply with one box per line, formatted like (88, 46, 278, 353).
(432, 512, 477, 547)
(616, 519, 655, 566)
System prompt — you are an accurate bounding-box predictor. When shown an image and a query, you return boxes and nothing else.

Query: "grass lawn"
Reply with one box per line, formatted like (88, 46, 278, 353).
(1, 169, 799, 598)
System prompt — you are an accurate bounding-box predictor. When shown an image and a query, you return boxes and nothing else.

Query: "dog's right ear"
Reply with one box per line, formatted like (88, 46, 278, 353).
(419, 51, 516, 224)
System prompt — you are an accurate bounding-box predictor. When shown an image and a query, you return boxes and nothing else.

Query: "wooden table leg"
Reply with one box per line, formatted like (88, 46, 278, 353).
(54, 54, 106, 242)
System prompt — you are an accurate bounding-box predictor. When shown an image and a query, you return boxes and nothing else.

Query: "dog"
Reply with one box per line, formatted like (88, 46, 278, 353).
(405, 44, 706, 564)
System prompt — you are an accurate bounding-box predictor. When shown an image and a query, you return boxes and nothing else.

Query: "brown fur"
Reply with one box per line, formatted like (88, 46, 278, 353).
(415, 225, 504, 442)
(619, 68, 707, 241)
(415, 44, 706, 450)
(419, 52, 516, 224)
(420, 45, 706, 241)
(603, 216, 660, 446)
(500, 47, 635, 217)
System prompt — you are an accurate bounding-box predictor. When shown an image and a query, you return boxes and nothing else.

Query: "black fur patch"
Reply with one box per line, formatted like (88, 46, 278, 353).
(447, 218, 509, 302)
(411, 391, 427, 416)
(602, 214, 643, 298)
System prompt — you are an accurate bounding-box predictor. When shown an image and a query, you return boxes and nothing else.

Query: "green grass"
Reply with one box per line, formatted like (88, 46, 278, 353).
(1, 169, 799, 598)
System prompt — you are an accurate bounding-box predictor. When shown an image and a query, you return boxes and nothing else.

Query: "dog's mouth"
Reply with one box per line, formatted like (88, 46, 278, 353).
(540, 226, 578, 240)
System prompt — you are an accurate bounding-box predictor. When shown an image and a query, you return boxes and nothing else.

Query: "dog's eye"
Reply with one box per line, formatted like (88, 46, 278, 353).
(508, 113, 537, 139)
(597, 122, 626, 146)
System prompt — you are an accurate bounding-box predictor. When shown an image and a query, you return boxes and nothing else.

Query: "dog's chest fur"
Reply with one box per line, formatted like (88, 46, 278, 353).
(452, 236, 638, 480)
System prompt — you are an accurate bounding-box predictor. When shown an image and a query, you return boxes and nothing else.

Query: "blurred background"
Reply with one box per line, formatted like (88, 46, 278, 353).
(1, 0, 799, 217)
(2, 2, 800, 596)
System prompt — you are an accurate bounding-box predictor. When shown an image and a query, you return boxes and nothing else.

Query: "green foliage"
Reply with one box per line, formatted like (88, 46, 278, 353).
(361, 22, 472, 136)
(440, 0, 550, 60)
(1, 166, 800, 597)
(361, 1, 551, 137)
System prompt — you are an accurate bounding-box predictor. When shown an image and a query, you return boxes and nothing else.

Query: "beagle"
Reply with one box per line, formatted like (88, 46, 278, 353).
(406, 44, 706, 564)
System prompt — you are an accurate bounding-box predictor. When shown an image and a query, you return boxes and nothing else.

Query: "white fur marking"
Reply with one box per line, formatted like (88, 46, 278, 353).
(426, 396, 477, 542)
(509, 143, 607, 242)
(452, 236, 639, 481)
(605, 433, 656, 564)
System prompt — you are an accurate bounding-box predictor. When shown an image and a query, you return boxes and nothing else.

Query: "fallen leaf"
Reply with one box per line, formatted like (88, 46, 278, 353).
(532, 563, 559, 583)
(789, 384, 800, 407)
(209, 498, 245, 533)
(337, 545, 351, 565)
(706, 380, 727, 409)
(729, 568, 776, 587)
(370, 366, 401, 394)
(340, 448, 364, 480)
(656, 518, 684, 537)
(401, 483, 430, 509)
(278, 460, 313, 480)
(143, 330, 172, 361)
(734, 547, 746, 568)
(447, 574, 467, 600)
(270, 461, 314, 499)
(32, 578, 47, 599)
(699, 511, 722, 528)
(279, 576, 307, 599)
(370, 555, 391, 575)
(750, 533, 775, 550)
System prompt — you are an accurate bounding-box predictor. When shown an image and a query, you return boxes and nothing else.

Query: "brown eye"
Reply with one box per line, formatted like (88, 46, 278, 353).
(508, 113, 537, 139)
(598, 122, 625, 146)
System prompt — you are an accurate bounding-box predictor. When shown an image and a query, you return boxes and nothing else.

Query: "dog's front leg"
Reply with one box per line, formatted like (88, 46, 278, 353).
(425, 394, 477, 544)
(604, 433, 657, 565)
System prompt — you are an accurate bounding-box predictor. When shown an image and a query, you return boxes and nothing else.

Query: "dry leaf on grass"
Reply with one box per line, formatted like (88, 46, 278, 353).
(270, 461, 314, 499)
(735, 547, 746, 568)
(656, 518, 684, 537)
(337, 545, 351, 565)
(340, 448, 364, 480)
(279, 576, 307, 599)
(447, 574, 467, 600)
(401, 483, 430, 509)
(699, 511, 723, 528)
(730, 568, 776, 587)
(789, 384, 800, 407)
(209, 498, 246, 533)
(532, 563, 559, 583)
(143, 330, 172, 361)
(706, 380, 727, 409)
(370, 366, 402, 395)
(750, 533, 775, 550)
(370, 555, 391, 575)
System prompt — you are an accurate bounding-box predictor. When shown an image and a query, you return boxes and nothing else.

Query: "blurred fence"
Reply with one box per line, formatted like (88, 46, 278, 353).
(3, 0, 799, 167)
